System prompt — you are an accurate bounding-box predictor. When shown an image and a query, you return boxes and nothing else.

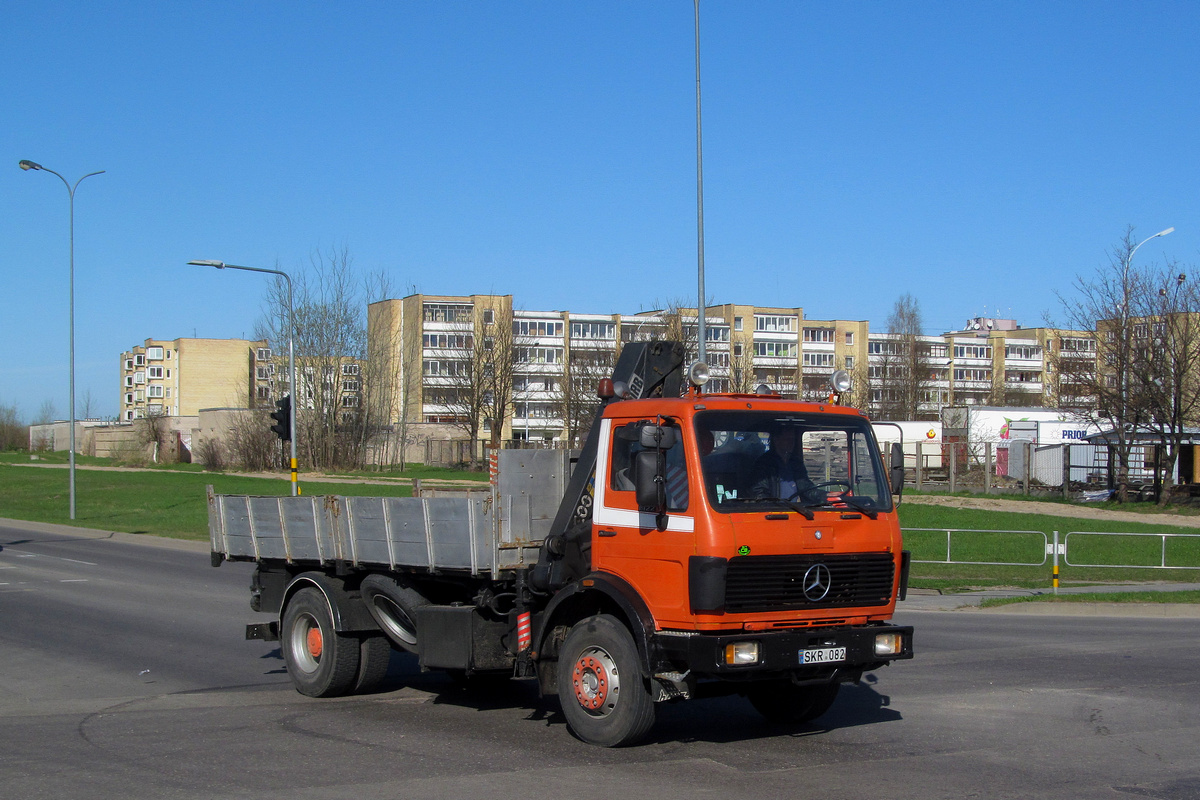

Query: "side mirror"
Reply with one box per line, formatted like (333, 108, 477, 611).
(639, 424, 678, 450)
(634, 449, 664, 513)
(890, 443, 905, 497)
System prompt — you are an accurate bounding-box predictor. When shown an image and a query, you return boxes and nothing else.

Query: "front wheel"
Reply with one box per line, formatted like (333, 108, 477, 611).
(280, 587, 360, 698)
(557, 615, 655, 747)
(747, 680, 840, 724)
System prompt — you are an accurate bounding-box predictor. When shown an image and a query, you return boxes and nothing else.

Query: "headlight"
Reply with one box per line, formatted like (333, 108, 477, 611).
(723, 641, 760, 665)
(874, 632, 903, 656)
(687, 360, 711, 388)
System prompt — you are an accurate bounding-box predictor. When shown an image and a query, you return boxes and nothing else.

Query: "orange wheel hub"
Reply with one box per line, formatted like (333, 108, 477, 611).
(306, 627, 323, 659)
(572, 655, 610, 710)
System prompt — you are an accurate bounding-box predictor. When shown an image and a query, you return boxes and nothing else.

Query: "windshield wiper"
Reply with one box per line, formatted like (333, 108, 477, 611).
(834, 494, 878, 519)
(723, 496, 814, 520)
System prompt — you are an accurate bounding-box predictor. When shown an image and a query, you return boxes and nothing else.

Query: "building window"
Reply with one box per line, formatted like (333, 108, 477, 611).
(517, 346, 563, 364)
(423, 303, 473, 323)
(342, 364, 360, 376)
(135, 354, 145, 366)
(256, 366, 271, 380)
(570, 321, 616, 340)
(124, 393, 133, 405)
(754, 341, 797, 358)
(1005, 345, 1041, 360)
(256, 386, 271, 400)
(166, 350, 172, 359)
(343, 380, 361, 392)
(257, 347, 272, 360)
(513, 320, 564, 337)
(954, 345, 992, 359)
(147, 347, 164, 360)
(423, 333, 473, 349)
(802, 353, 834, 367)
(734, 317, 743, 331)
(734, 343, 743, 356)
(124, 376, 134, 387)
(803, 328, 833, 343)
(754, 315, 798, 333)
(148, 366, 164, 379)
(483, 309, 495, 325)
(148, 385, 164, 398)
(134, 371, 146, 384)
(845, 356, 855, 369)
(124, 358, 134, 370)
(342, 395, 360, 408)
(845, 332, 854, 345)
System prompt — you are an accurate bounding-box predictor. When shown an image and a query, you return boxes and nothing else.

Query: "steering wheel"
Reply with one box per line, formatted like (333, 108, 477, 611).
(812, 481, 852, 494)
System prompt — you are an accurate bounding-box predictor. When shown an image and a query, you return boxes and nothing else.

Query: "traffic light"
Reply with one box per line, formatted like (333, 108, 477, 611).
(269, 396, 291, 441)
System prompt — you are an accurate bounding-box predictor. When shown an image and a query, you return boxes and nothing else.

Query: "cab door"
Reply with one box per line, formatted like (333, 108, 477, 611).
(590, 416, 697, 627)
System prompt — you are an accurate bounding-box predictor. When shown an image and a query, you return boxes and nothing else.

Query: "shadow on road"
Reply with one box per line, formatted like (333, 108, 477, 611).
(351, 651, 902, 745)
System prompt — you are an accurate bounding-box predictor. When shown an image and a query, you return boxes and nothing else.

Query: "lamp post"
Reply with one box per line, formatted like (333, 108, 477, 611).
(19, 160, 106, 520)
(1117, 227, 1174, 498)
(188, 260, 298, 496)
(693, 0, 707, 363)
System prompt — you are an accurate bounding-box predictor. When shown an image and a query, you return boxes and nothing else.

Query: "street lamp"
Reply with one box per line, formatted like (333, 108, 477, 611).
(1117, 226, 1175, 498)
(187, 260, 298, 496)
(19, 159, 106, 520)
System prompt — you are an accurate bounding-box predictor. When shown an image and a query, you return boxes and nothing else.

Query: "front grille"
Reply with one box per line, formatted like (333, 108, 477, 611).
(724, 553, 895, 612)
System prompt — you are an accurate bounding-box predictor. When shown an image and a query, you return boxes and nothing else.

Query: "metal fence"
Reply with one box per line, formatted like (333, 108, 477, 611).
(893, 439, 1175, 500)
(905, 527, 1200, 572)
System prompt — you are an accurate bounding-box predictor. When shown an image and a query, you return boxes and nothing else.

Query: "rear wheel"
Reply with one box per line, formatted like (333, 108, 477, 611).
(557, 615, 655, 747)
(353, 634, 394, 694)
(747, 680, 840, 724)
(280, 587, 360, 698)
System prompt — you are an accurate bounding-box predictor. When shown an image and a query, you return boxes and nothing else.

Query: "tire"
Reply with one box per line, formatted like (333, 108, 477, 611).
(353, 634, 394, 695)
(280, 587, 360, 698)
(747, 680, 840, 725)
(360, 574, 429, 654)
(557, 615, 655, 747)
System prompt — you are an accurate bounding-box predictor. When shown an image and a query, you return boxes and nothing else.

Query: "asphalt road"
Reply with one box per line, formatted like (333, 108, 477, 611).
(3, 520, 1199, 800)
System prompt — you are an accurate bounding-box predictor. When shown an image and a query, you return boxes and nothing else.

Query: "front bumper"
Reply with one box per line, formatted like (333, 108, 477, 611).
(651, 622, 914, 682)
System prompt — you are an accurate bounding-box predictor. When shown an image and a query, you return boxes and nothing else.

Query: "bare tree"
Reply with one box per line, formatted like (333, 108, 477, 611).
(1125, 263, 1200, 503)
(1057, 228, 1160, 501)
(0, 403, 26, 451)
(255, 246, 394, 471)
(555, 346, 615, 446)
(78, 389, 96, 420)
(872, 295, 934, 420)
(34, 399, 56, 425)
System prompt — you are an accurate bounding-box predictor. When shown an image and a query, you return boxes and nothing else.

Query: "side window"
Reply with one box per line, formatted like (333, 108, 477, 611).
(608, 421, 690, 511)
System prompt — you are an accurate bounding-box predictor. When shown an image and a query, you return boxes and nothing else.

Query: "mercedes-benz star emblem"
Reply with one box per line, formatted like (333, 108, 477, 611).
(802, 563, 831, 602)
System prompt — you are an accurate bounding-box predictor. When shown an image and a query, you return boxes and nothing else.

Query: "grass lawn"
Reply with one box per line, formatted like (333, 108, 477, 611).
(0, 464, 415, 541)
(899, 500, 1200, 589)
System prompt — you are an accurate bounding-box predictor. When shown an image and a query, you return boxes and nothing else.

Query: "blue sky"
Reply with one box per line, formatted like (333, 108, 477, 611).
(4, 1, 1197, 421)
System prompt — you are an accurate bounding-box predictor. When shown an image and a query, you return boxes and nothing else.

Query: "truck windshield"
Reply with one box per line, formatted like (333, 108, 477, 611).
(695, 410, 892, 515)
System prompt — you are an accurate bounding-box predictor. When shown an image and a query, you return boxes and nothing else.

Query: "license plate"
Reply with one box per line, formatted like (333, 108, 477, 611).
(800, 646, 846, 664)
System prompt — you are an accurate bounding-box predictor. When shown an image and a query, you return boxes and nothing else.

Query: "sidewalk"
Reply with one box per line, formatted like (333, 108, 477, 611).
(899, 582, 1200, 616)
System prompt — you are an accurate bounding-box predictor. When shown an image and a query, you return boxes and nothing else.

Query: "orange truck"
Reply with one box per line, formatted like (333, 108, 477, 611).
(209, 340, 913, 746)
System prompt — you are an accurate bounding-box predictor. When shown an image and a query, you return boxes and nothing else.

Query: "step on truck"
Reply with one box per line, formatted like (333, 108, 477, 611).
(208, 341, 914, 746)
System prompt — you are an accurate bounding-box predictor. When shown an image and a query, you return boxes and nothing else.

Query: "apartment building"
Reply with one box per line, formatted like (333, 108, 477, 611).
(370, 295, 888, 442)
(119, 337, 271, 420)
(860, 318, 1100, 419)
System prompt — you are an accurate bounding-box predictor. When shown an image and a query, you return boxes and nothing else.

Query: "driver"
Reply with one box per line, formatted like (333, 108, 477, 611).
(749, 426, 825, 503)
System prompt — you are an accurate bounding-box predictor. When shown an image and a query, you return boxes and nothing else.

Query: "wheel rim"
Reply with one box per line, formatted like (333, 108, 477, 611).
(370, 595, 417, 646)
(289, 612, 322, 674)
(571, 646, 621, 717)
